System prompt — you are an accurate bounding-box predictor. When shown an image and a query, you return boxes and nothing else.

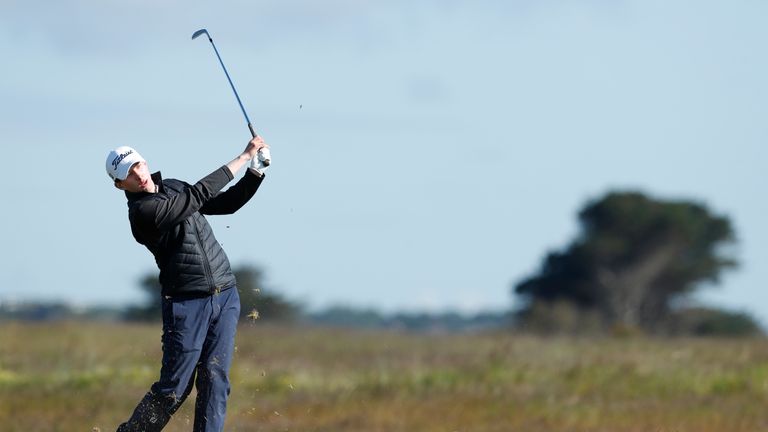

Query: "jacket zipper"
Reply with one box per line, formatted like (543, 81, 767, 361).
(192, 217, 215, 291)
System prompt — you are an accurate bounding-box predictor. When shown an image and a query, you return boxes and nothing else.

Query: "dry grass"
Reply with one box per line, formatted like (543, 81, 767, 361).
(1, 322, 768, 431)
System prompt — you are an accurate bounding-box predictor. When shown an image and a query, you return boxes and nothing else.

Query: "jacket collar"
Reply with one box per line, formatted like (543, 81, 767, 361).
(125, 171, 163, 202)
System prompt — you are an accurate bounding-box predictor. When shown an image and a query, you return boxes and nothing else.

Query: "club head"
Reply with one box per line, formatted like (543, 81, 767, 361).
(192, 29, 210, 40)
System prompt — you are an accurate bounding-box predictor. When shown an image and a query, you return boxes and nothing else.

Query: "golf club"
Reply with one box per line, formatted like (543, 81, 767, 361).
(192, 28, 270, 167)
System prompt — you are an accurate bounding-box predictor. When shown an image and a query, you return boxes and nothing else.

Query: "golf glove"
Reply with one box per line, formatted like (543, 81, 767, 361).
(250, 148, 271, 175)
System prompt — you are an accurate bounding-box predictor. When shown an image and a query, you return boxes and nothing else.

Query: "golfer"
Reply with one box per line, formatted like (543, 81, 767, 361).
(106, 136, 269, 432)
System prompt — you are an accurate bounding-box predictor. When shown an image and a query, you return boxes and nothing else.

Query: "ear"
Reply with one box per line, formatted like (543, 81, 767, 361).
(114, 180, 125, 190)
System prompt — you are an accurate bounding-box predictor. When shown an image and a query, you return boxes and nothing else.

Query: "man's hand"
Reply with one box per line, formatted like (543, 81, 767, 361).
(250, 146, 271, 174)
(244, 135, 269, 161)
(226, 136, 271, 175)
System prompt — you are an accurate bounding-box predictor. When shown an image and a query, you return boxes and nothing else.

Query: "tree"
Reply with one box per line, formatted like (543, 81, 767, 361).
(514, 191, 738, 332)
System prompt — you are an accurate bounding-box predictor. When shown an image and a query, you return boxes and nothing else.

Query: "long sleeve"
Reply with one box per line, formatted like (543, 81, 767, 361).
(200, 169, 264, 215)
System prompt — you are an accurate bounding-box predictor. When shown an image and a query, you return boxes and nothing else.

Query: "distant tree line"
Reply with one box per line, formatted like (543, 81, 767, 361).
(0, 301, 123, 321)
(121, 264, 510, 332)
(2, 190, 761, 337)
(0, 273, 509, 332)
(309, 306, 510, 332)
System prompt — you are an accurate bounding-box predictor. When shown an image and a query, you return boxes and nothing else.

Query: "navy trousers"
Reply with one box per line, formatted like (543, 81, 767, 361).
(117, 287, 240, 432)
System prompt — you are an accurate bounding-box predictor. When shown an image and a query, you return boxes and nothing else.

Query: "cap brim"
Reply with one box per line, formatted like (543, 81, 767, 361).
(114, 155, 144, 181)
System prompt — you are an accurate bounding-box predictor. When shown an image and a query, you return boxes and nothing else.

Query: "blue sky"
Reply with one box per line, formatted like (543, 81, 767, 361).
(1, 1, 766, 321)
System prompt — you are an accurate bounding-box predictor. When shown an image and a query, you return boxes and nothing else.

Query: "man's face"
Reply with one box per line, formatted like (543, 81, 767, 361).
(116, 160, 154, 193)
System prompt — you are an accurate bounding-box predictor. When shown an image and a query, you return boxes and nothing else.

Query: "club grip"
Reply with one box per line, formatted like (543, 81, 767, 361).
(248, 123, 257, 138)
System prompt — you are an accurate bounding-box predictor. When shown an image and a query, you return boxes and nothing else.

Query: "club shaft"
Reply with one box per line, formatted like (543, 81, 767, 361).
(206, 37, 256, 137)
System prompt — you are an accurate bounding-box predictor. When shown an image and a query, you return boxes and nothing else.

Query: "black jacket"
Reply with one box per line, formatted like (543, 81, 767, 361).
(126, 166, 264, 297)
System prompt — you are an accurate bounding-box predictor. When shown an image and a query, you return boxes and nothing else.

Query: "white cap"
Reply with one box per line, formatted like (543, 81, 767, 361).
(105, 146, 145, 181)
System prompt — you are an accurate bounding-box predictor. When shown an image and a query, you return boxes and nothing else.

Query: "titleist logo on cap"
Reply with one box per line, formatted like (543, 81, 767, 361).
(112, 150, 134, 170)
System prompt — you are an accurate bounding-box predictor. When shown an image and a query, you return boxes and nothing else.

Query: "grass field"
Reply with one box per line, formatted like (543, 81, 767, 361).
(1, 322, 768, 431)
